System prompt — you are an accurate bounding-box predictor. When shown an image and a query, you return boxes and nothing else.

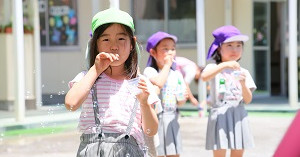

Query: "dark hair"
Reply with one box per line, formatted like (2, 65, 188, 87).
(89, 23, 138, 79)
(212, 42, 244, 64)
(212, 50, 222, 64)
(149, 46, 159, 71)
(148, 39, 174, 71)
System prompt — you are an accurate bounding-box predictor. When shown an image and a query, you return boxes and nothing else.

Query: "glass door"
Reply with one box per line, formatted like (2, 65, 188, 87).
(253, 2, 271, 96)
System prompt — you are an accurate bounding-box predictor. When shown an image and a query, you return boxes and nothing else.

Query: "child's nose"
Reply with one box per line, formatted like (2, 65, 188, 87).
(110, 43, 118, 51)
(111, 46, 118, 51)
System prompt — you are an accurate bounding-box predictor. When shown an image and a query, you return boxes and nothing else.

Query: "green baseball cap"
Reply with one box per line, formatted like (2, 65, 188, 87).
(91, 8, 135, 35)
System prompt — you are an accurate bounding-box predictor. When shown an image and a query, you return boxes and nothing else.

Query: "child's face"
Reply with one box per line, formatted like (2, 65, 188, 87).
(219, 41, 243, 62)
(96, 24, 132, 67)
(151, 38, 176, 69)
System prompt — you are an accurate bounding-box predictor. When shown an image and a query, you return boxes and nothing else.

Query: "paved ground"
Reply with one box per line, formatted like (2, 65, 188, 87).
(0, 113, 295, 157)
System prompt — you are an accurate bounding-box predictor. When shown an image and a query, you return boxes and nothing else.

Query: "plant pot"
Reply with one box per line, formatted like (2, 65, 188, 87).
(5, 27, 12, 33)
(24, 29, 33, 34)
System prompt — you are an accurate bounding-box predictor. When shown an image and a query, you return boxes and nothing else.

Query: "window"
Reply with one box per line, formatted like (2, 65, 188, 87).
(0, 1, 13, 33)
(0, 0, 34, 34)
(253, 2, 268, 46)
(39, 0, 78, 48)
(0, 0, 10, 27)
(132, 0, 196, 43)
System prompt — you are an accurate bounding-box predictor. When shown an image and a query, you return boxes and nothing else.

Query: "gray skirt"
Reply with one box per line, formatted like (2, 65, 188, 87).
(156, 112, 182, 156)
(206, 104, 255, 150)
(77, 133, 144, 157)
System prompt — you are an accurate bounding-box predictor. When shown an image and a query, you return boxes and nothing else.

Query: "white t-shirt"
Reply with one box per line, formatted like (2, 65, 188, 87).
(144, 67, 186, 113)
(204, 63, 257, 108)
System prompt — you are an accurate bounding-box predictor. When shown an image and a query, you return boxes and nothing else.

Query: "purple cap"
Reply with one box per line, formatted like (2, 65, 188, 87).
(89, 30, 92, 37)
(207, 25, 249, 59)
(146, 31, 177, 67)
(146, 31, 177, 52)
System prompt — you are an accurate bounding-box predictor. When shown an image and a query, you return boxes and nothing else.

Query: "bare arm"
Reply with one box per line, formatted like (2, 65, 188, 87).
(65, 65, 100, 111)
(137, 78, 158, 136)
(239, 73, 253, 104)
(149, 55, 173, 89)
(185, 81, 198, 106)
(140, 104, 158, 136)
(201, 61, 241, 82)
(149, 64, 171, 89)
(177, 99, 186, 106)
(65, 52, 119, 111)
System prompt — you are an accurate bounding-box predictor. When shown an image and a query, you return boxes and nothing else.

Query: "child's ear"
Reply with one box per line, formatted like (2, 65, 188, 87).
(149, 48, 156, 56)
(131, 36, 137, 51)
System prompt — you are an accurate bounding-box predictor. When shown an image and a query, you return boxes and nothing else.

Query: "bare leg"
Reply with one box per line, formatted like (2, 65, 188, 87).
(230, 149, 244, 157)
(213, 149, 226, 157)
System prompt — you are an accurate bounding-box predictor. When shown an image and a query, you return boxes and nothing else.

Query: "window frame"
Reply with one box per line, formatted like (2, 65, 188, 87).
(39, 0, 80, 51)
(131, 0, 197, 47)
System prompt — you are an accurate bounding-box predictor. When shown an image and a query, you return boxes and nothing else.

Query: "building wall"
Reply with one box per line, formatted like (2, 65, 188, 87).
(42, 0, 95, 95)
(177, 0, 254, 95)
(0, 0, 256, 107)
(0, 34, 34, 110)
(41, 0, 134, 96)
(233, 0, 254, 75)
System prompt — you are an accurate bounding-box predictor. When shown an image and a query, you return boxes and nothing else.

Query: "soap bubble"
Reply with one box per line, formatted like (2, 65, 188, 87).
(146, 129, 151, 134)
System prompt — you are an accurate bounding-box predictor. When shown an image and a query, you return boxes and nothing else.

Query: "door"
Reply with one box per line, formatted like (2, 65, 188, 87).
(253, 1, 287, 96)
(253, 1, 270, 96)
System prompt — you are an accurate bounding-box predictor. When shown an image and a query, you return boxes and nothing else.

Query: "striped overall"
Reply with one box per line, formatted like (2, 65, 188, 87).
(77, 84, 147, 157)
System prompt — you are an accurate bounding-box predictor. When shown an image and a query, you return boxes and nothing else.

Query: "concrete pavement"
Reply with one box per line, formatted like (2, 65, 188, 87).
(0, 96, 298, 156)
(0, 96, 298, 132)
(0, 113, 295, 157)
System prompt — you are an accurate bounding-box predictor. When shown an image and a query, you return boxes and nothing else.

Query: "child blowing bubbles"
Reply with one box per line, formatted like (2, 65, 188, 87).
(65, 8, 159, 157)
(201, 26, 256, 157)
(144, 32, 187, 157)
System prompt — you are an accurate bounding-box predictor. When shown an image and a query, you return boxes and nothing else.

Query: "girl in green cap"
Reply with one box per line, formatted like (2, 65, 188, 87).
(65, 8, 159, 157)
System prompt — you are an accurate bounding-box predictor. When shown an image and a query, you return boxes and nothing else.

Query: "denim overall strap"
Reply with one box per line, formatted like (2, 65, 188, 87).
(91, 82, 139, 137)
(125, 98, 139, 137)
(91, 83, 102, 133)
(126, 98, 149, 156)
(90, 81, 147, 156)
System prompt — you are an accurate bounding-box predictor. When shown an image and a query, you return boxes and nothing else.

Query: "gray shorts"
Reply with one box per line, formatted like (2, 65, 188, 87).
(77, 133, 144, 157)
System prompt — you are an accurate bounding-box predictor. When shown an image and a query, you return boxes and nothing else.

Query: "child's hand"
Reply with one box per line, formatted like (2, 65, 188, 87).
(190, 97, 199, 106)
(238, 72, 246, 83)
(136, 78, 150, 106)
(164, 54, 173, 68)
(94, 52, 119, 73)
(223, 61, 240, 70)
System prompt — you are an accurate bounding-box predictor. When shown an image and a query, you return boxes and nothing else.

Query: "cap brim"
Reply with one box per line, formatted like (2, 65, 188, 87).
(164, 35, 177, 43)
(223, 35, 249, 43)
